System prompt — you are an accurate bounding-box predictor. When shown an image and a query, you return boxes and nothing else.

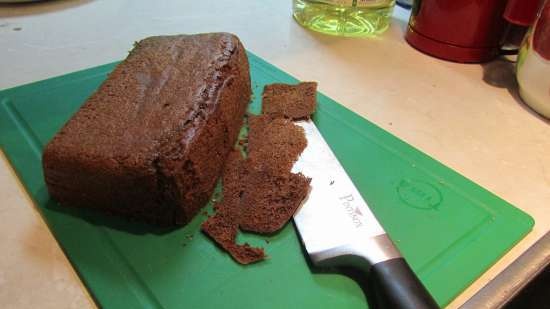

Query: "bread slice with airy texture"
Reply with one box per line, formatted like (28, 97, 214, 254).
(201, 151, 265, 264)
(261, 82, 317, 120)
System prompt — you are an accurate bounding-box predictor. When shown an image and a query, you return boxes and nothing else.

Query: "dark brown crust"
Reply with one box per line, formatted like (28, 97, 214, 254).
(261, 82, 317, 120)
(42, 33, 251, 226)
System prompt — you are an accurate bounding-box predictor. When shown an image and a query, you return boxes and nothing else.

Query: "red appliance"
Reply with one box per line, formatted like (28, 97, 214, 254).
(406, 0, 542, 63)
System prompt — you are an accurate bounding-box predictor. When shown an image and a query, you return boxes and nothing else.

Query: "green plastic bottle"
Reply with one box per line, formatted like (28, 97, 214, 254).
(293, 0, 396, 37)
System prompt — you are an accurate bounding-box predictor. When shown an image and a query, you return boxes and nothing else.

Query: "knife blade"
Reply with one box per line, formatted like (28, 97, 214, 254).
(292, 119, 439, 309)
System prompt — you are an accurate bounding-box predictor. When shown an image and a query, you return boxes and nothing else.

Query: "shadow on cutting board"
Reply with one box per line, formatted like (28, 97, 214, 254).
(40, 186, 181, 236)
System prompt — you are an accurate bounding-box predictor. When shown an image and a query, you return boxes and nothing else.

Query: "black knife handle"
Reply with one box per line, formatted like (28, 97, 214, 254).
(367, 258, 439, 309)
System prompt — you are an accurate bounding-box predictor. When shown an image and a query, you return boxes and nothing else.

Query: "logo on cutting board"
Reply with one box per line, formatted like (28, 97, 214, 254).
(397, 179, 442, 210)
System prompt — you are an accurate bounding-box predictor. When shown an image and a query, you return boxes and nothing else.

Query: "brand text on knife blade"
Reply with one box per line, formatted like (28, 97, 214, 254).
(339, 194, 364, 228)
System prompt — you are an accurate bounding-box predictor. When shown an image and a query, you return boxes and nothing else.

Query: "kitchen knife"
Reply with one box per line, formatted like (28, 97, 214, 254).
(292, 120, 439, 309)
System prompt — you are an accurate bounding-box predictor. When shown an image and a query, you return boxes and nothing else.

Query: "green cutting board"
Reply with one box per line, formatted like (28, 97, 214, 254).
(0, 52, 533, 309)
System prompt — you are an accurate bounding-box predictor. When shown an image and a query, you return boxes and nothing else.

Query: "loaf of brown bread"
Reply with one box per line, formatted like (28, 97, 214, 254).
(42, 33, 251, 226)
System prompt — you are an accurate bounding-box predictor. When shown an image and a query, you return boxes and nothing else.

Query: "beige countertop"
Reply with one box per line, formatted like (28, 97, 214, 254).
(0, 1, 548, 308)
